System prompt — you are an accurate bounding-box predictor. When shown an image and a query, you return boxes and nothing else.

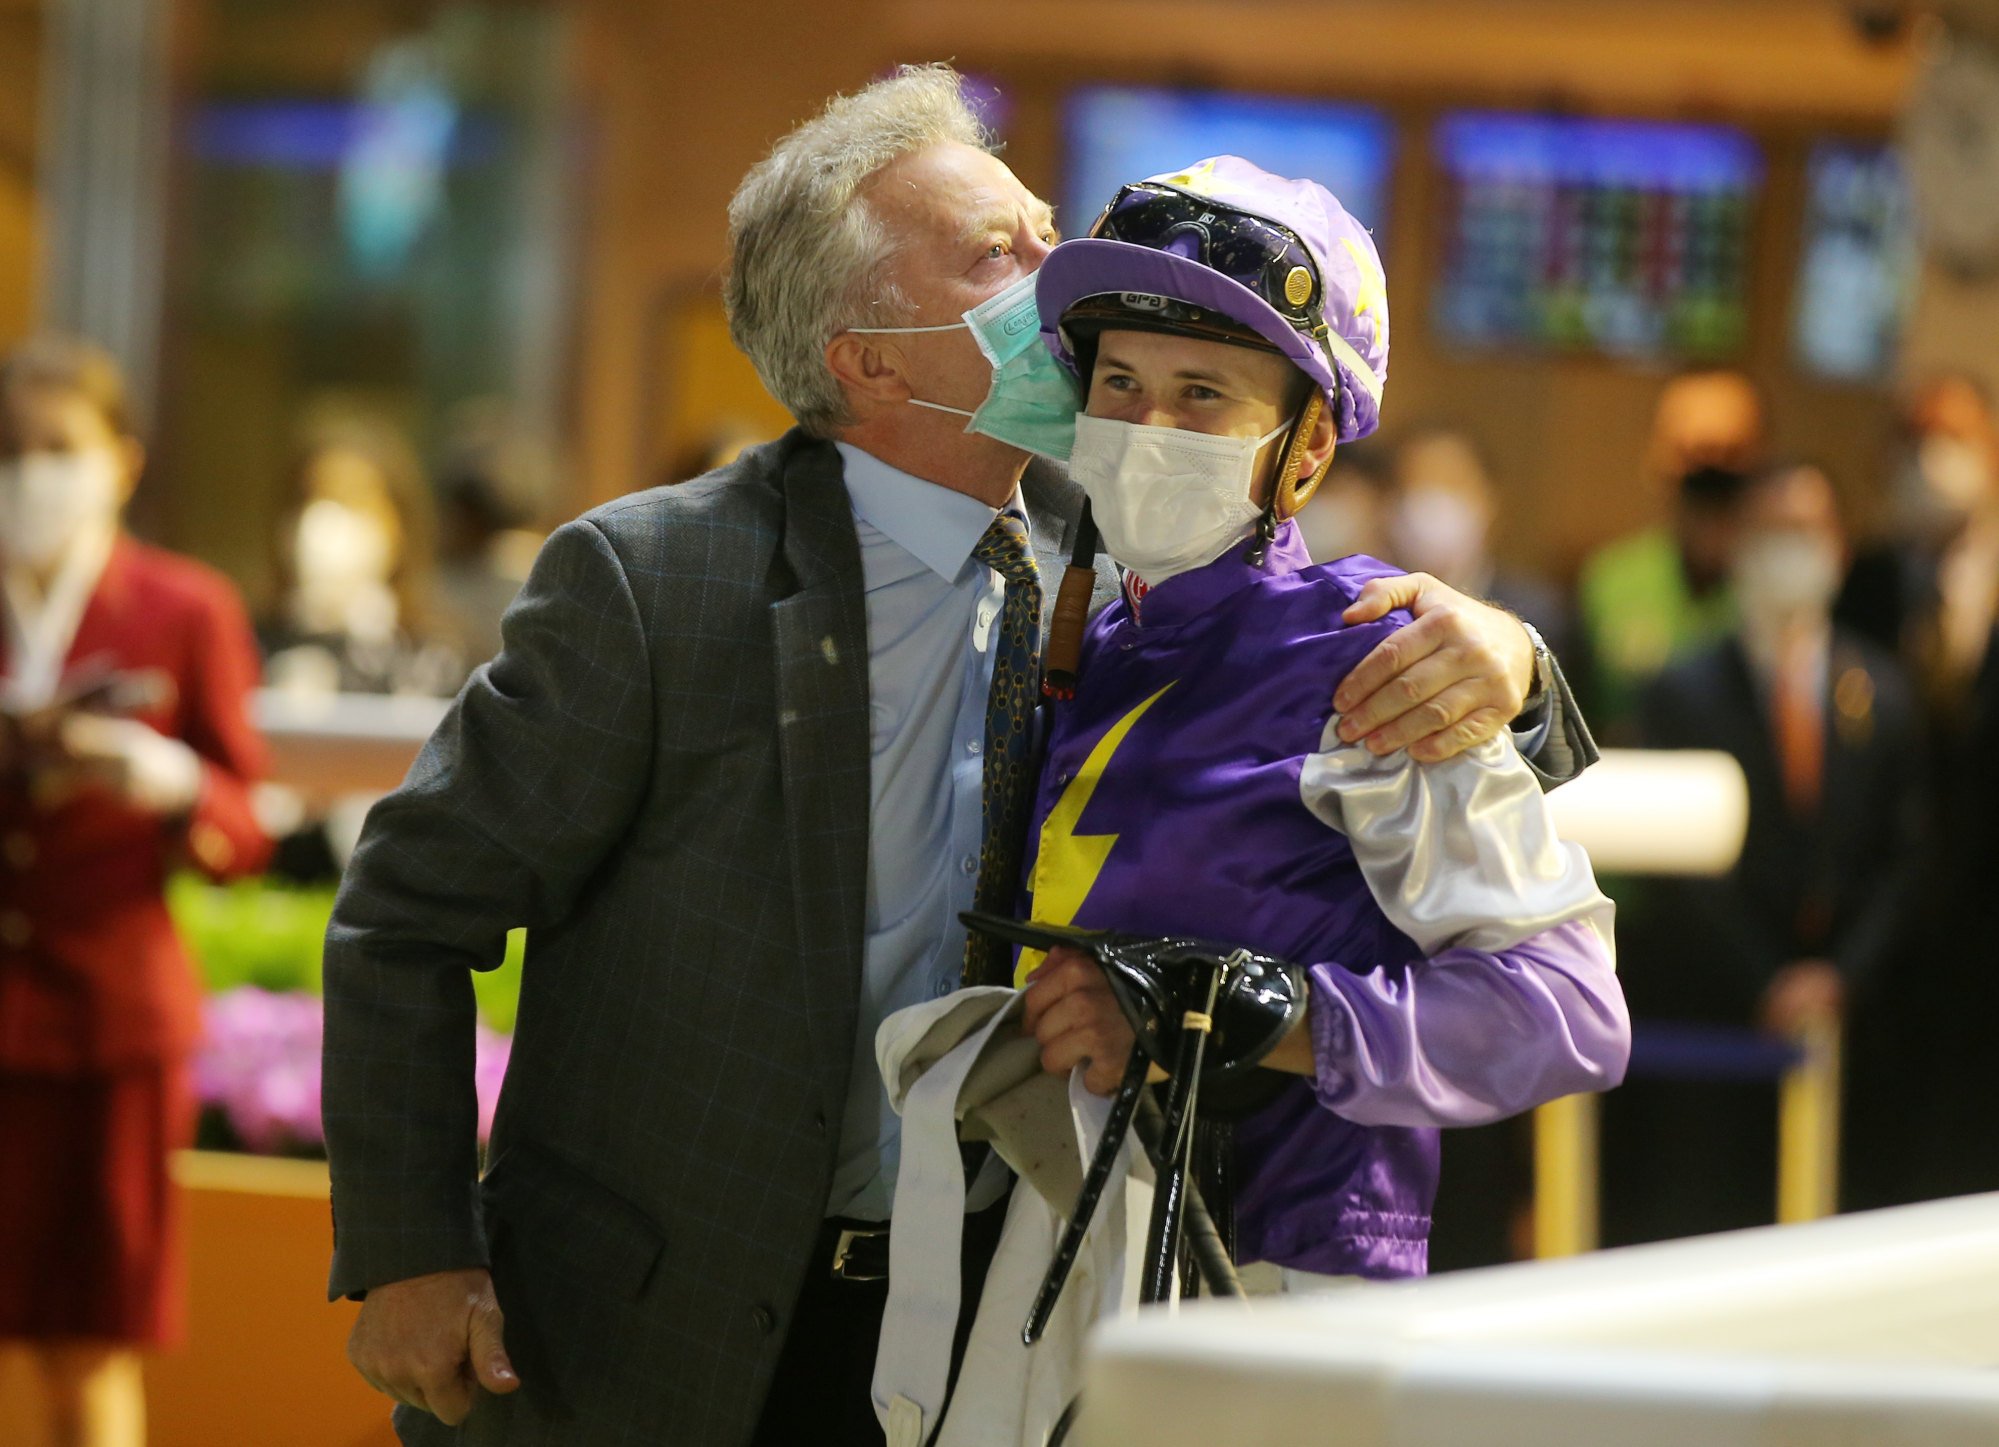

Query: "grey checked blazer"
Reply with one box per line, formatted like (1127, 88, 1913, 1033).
(321, 429, 1593, 1447)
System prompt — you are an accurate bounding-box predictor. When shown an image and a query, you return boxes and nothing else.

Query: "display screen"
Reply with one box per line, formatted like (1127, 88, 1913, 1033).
(1432, 112, 1762, 360)
(1791, 141, 1915, 383)
(1062, 86, 1394, 239)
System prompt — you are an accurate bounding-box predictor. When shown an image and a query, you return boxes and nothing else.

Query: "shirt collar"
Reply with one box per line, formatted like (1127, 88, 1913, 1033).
(834, 441, 1022, 583)
(1, 519, 117, 710)
(1128, 521, 1311, 628)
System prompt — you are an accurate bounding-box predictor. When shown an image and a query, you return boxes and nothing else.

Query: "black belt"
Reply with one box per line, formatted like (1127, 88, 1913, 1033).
(820, 1217, 891, 1283)
(817, 1196, 1010, 1285)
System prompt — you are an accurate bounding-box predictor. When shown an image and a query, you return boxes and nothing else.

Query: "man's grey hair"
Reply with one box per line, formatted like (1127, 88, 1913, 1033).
(725, 64, 990, 438)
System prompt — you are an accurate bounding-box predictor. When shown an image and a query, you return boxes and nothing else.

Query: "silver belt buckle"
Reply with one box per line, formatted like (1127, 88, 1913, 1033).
(831, 1226, 889, 1282)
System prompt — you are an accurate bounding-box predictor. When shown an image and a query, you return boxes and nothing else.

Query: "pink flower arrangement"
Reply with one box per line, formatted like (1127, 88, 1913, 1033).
(196, 986, 512, 1155)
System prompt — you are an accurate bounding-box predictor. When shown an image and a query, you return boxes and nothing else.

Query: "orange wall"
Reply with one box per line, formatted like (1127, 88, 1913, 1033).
(563, 0, 1917, 577)
(0, 0, 40, 348)
(147, 1153, 395, 1447)
(561, 0, 897, 508)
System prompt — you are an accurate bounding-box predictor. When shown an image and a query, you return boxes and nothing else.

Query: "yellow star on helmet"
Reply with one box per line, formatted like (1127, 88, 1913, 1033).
(1162, 159, 1222, 194)
(1341, 237, 1389, 352)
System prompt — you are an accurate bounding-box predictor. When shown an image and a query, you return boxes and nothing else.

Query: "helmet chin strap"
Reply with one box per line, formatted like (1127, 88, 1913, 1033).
(1246, 392, 1328, 567)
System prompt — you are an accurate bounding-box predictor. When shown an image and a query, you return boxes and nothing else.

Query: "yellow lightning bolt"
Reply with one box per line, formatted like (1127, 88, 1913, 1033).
(1341, 236, 1389, 352)
(1014, 683, 1175, 986)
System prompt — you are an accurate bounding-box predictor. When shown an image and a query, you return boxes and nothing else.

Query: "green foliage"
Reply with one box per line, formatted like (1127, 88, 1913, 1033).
(477, 928, 525, 1035)
(168, 874, 334, 994)
(168, 873, 522, 1032)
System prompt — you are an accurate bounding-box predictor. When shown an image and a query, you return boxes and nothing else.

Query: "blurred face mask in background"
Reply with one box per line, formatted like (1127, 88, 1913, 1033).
(293, 498, 395, 593)
(1733, 529, 1842, 627)
(0, 449, 121, 569)
(1894, 435, 1993, 541)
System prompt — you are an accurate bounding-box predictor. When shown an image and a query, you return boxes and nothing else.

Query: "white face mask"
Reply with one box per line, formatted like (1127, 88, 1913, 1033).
(0, 449, 122, 569)
(295, 496, 393, 584)
(1734, 530, 1842, 628)
(1067, 413, 1290, 585)
(290, 498, 399, 640)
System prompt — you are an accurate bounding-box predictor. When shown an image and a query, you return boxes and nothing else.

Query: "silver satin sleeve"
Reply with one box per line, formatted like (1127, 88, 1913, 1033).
(1296, 721, 1630, 1128)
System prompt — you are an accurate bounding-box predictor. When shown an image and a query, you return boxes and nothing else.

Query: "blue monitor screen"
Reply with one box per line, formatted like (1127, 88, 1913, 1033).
(1432, 112, 1763, 360)
(1062, 87, 1395, 240)
(1791, 141, 1915, 383)
(190, 100, 501, 169)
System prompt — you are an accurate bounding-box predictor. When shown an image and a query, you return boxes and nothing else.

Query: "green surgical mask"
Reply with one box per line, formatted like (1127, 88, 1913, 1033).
(850, 271, 1081, 460)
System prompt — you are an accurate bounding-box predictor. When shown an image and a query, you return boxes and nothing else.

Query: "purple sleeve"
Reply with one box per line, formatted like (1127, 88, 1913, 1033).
(1304, 917, 1629, 1128)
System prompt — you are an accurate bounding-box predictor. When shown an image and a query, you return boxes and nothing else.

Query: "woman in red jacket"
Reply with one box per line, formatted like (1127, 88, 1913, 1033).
(0, 337, 270, 1446)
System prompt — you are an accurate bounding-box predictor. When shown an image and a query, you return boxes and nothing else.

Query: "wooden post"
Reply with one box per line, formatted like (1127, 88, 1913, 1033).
(1532, 1092, 1600, 1258)
(1776, 1017, 1842, 1224)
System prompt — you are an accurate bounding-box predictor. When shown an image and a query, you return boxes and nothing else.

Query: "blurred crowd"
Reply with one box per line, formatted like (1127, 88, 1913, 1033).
(252, 402, 547, 882)
(1315, 367, 1999, 1259)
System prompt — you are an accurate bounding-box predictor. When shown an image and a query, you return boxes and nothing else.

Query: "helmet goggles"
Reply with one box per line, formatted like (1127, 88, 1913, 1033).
(1089, 181, 1327, 338)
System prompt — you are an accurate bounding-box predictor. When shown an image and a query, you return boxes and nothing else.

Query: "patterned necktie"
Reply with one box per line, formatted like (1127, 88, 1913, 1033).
(964, 512, 1043, 986)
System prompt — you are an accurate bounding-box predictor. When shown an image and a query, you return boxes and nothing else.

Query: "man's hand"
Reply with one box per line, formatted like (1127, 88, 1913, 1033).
(1759, 959, 1844, 1037)
(1333, 573, 1537, 763)
(346, 1267, 519, 1426)
(1020, 945, 1140, 1097)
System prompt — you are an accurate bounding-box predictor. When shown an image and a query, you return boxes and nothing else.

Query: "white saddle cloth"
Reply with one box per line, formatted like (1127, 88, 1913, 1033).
(871, 988, 1154, 1447)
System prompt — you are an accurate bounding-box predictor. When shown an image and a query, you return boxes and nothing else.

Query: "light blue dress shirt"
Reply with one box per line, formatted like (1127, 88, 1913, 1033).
(827, 442, 1019, 1221)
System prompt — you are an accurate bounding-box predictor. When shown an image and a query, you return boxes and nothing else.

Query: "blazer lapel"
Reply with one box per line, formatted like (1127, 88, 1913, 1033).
(769, 440, 873, 1110)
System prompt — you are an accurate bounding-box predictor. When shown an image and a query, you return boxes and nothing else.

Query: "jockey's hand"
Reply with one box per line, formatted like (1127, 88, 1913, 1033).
(1021, 944, 1140, 1097)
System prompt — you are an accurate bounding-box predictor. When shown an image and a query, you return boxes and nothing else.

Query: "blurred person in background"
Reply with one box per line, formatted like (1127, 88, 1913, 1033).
(1576, 368, 1766, 739)
(1617, 461, 1920, 1238)
(0, 337, 271, 1447)
(258, 417, 468, 884)
(1837, 372, 1999, 718)
(1837, 374, 1999, 1202)
(1388, 425, 1575, 662)
(431, 402, 549, 669)
(1383, 424, 1582, 1270)
(259, 417, 466, 699)
(1294, 443, 1391, 564)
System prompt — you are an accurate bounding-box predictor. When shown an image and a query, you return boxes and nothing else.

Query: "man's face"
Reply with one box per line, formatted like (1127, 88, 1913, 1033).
(861, 142, 1057, 412)
(1734, 465, 1846, 628)
(1742, 464, 1843, 555)
(1085, 329, 1300, 504)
